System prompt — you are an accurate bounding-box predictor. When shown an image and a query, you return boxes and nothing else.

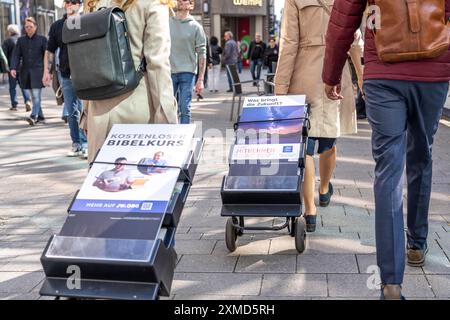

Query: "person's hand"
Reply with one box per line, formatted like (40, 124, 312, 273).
(10, 69, 16, 78)
(195, 79, 204, 95)
(324, 84, 344, 100)
(208, 63, 213, 69)
(358, 80, 365, 100)
(42, 70, 52, 87)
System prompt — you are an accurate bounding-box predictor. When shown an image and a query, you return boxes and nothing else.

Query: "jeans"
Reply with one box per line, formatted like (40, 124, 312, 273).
(25, 88, 44, 120)
(8, 74, 30, 108)
(364, 79, 449, 285)
(171, 72, 195, 124)
(237, 60, 243, 74)
(250, 58, 263, 83)
(59, 74, 87, 149)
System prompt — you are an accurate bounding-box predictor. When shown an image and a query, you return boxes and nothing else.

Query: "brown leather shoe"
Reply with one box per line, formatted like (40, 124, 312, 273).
(381, 284, 404, 300)
(407, 247, 428, 267)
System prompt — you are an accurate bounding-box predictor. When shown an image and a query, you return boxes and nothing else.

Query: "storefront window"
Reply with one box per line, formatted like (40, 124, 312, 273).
(0, 0, 15, 43)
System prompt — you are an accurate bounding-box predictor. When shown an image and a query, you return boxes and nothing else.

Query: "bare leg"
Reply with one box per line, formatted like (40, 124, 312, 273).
(304, 155, 317, 215)
(319, 146, 336, 194)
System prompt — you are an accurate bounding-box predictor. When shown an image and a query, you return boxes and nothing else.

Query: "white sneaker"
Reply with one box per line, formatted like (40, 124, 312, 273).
(81, 149, 88, 160)
(67, 147, 82, 157)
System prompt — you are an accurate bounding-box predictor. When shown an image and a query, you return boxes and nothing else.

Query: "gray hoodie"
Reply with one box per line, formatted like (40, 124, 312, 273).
(169, 15, 207, 74)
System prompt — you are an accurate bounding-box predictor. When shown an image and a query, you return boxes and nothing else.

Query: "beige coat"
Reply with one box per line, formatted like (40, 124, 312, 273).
(275, 0, 358, 138)
(80, 0, 178, 163)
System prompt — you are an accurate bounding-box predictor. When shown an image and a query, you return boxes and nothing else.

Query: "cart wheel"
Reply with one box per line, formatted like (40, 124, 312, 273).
(225, 218, 238, 252)
(295, 217, 307, 253)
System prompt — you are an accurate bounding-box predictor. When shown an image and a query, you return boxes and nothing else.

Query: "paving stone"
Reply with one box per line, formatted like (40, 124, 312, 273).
(174, 240, 216, 255)
(328, 274, 380, 298)
(175, 255, 237, 273)
(297, 254, 358, 274)
(427, 275, 450, 298)
(235, 255, 296, 274)
(0, 254, 43, 272)
(260, 274, 327, 298)
(212, 240, 271, 256)
(0, 272, 45, 294)
(172, 273, 262, 296)
(401, 275, 435, 298)
(0, 293, 41, 300)
(306, 234, 376, 254)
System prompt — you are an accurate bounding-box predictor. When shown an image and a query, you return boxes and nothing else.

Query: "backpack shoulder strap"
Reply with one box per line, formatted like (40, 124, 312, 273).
(316, 0, 332, 16)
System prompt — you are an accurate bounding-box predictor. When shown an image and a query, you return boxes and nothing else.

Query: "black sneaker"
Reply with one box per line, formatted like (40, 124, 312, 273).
(319, 182, 334, 207)
(9, 106, 18, 111)
(304, 215, 317, 233)
(226, 89, 233, 93)
(36, 118, 46, 124)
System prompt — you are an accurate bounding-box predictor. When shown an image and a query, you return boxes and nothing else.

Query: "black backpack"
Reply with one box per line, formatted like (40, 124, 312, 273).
(62, 7, 145, 100)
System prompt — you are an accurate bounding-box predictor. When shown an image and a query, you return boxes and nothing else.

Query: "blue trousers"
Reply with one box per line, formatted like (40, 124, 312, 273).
(8, 74, 30, 108)
(25, 88, 44, 120)
(364, 79, 449, 285)
(171, 72, 195, 124)
(59, 73, 87, 148)
(250, 58, 263, 83)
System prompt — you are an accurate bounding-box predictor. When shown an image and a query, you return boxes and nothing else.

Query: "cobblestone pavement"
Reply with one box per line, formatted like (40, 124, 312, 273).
(0, 72, 449, 300)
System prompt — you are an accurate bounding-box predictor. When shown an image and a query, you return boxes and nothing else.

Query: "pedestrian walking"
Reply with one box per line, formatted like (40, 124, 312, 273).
(236, 40, 243, 74)
(248, 33, 266, 86)
(2, 24, 31, 112)
(275, 0, 361, 234)
(169, 0, 207, 123)
(208, 36, 222, 93)
(223, 31, 239, 93)
(43, 0, 88, 159)
(322, 0, 450, 300)
(10, 17, 47, 125)
(264, 37, 279, 73)
(80, 0, 178, 163)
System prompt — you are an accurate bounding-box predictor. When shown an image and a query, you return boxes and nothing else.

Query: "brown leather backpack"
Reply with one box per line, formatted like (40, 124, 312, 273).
(369, 0, 449, 63)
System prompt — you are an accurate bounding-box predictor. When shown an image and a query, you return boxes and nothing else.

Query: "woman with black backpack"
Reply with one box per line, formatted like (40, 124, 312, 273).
(208, 36, 222, 93)
(80, 0, 178, 163)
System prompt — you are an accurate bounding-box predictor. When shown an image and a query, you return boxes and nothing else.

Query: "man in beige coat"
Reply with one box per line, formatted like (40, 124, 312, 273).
(80, 0, 178, 163)
(275, 0, 360, 232)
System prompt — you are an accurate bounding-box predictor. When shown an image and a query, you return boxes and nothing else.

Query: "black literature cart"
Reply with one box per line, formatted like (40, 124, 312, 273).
(221, 96, 310, 253)
(39, 125, 203, 300)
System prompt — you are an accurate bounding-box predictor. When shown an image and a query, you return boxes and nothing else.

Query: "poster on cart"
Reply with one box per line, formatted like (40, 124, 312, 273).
(70, 124, 196, 214)
(236, 95, 307, 144)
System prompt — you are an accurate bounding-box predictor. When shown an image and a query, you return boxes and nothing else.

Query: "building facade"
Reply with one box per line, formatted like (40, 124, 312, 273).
(191, 0, 275, 62)
(0, 0, 56, 43)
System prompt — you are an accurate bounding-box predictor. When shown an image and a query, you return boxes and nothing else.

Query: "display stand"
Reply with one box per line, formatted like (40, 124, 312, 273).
(39, 125, 203, 300)
(220, 96, 310, 253)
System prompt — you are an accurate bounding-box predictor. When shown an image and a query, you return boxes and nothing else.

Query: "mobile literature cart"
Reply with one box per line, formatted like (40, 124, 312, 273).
(221, 96, 309, 253)
(39, 124, 203, 300)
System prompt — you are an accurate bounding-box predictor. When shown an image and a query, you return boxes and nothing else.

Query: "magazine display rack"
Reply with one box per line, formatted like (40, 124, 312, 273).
(39, 124, 203, 300)
(221, 96, 309, 253)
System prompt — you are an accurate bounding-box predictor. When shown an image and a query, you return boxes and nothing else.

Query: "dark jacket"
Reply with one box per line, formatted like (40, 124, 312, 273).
(264, 45, 279, 66)
(248, 40, 267, 61)
(2, 35, 19, 68)
(47, 15, 71, 78)
(11, 33, 47, 89)
(323, 0, 450, 85)
(210, 44, 222, 65)
(223, 39, 239, 65)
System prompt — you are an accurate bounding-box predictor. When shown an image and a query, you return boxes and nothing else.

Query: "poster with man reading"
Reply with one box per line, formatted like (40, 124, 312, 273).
(71, 124, 196, 214)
